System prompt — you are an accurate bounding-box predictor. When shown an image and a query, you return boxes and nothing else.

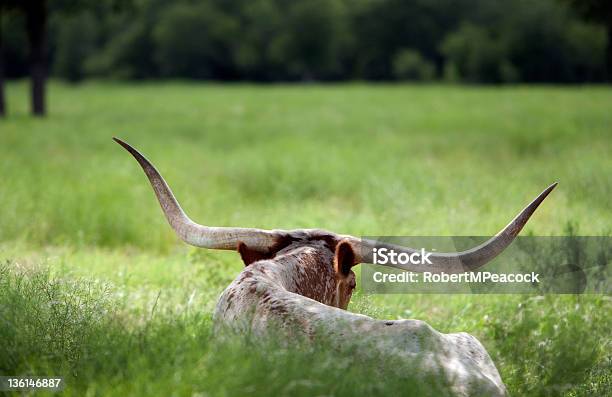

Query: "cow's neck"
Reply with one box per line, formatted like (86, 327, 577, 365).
(252, 247, 337, 306)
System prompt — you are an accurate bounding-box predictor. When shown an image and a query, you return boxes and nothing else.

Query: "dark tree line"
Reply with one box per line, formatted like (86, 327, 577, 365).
(564, 0, 612, 77)
(0, 0, 610, 116)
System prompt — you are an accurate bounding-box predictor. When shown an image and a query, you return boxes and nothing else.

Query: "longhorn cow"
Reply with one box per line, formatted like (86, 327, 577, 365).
(114, 137, 556, 396)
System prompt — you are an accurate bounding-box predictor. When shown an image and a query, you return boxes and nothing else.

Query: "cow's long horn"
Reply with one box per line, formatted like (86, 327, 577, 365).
(349, 183, 557, 273)
(113, 137, 282, 251)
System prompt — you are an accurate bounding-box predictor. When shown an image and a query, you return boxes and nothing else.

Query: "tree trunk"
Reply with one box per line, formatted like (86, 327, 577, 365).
(607, 26, 612, 82)
(25, 0, 47, 116)
(0, 8, 6, 117)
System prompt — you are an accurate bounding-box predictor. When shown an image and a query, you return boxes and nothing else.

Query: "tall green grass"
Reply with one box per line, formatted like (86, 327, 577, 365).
(1, 82, 610, 250)
(0, 264, 454, 397)
(1, 261, 609, 396)
(1, 82, 610, 395)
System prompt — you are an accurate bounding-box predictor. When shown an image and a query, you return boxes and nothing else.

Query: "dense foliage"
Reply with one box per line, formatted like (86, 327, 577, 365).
(2, 0, 608, 83)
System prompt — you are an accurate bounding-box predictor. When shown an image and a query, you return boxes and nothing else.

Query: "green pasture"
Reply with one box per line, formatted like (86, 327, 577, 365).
(0, 81, 610, 396)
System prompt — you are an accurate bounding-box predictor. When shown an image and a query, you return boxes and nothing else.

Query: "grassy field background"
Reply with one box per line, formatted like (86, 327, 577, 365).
(0, 81, 610, 396)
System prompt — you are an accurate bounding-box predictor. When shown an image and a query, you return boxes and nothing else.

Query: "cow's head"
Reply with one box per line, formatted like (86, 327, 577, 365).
(114, 137, 556, 310)
(237, 232, 357, 309)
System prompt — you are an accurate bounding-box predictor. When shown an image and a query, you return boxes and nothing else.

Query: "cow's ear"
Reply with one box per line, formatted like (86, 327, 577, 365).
(334, 240, 357, 277)
(237, 242, 271, 266)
